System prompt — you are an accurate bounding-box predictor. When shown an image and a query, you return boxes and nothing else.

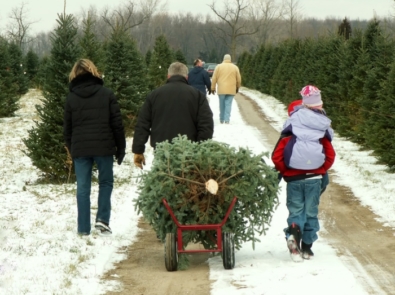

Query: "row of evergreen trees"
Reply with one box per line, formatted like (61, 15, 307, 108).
(238, 18, 395, 170)
(0, 40, 39, 117)
(21, 13, 188, 181)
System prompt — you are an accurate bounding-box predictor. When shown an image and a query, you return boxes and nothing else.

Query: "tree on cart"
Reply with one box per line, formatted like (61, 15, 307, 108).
(135, 136, 280, 269)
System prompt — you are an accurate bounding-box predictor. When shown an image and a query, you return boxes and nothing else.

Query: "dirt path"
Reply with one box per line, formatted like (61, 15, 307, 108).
(103, 93, 395, 295)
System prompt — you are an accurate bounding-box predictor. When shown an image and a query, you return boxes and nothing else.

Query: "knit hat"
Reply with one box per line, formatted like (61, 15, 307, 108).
(288, 99, 303, 116)
(300, 85, 322, 107)
(223, 54, 231, 61)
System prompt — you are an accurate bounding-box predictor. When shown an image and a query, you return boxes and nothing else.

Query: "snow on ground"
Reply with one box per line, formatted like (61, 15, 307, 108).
(0, 88, 392, 294)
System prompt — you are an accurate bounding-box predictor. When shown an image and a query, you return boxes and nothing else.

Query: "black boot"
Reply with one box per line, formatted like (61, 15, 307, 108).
(301, 241, 314, 259)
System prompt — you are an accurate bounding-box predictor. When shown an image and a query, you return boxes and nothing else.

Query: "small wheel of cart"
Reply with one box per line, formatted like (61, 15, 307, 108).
(164, 233, 178, 271)
(222, 232, 235, 269)
(162, 197, 237, 271)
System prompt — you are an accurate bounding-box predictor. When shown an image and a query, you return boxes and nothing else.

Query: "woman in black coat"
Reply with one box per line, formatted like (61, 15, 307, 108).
(63, 59, 126, 236)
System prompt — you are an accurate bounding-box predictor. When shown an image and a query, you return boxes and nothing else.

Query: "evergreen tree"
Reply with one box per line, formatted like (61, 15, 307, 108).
(258, 45, 275, 94)
(174, 49, 187, 64)
(35, 55, 49, 90)
(372, 58, 395, 168)
(79, 14, 104, 70)
(347, 47, 370, 143)
(135, 136, 280, 266)
(271, 39, 299, 103)
(23, 14, 80, 181)
(338, 18, 352, 40)
(239, 52, 252, 88)
(315, 36, 342, 114)
(348, 19, 383, 144)
(335, 29, 363, 136)
(104, 30, 148, 134)
(236, 51, 248, 71)
(147, 35, 174, 90)
(8, 42, 29, 95)
(0, 39, 19, 117)
(24, 48, 40, 88)
(250, 45, 265, 90)
(359, 32, 394, 149)
(265, 46, 284, 97)
(145, 49, 152, 68)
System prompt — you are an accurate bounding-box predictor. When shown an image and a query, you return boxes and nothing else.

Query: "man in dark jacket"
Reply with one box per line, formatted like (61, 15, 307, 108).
(188, 59, 211, 95)
(63, 59, 126, 236)
(132, 62, 214, 169)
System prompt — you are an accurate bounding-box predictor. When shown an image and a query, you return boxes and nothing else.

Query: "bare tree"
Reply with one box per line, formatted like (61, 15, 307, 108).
(282, 0, 302, 39)
(101, 0, 163, 33)
(6, 2, 38, 52)
(250, 0, 284, 45)
(208, 0, 261, 59)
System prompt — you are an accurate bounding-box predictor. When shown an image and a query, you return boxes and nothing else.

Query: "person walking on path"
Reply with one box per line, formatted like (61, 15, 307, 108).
(63, 59, 126, 237)
(275, 99, 331, 195)
(272, 85, 336, 261)
(210, 54, 241, 124)
(188, 58, 212, 97)
(132, 62, 214, 169)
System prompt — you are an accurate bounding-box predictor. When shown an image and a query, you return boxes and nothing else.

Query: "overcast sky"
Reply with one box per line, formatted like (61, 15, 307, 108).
(0, 0, 393, 34)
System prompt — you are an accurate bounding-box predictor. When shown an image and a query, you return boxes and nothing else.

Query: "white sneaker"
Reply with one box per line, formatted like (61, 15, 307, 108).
(95, 221, 112, 236)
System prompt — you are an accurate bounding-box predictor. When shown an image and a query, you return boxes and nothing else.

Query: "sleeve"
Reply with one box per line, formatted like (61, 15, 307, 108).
(236, 67, 241, 89)
(211, 67, 218, 91)
(196, 92, 214, 141)
(203, 71, 211, 92)
(271, 136, 290, 174)
(132, 94, 152, 154)
(109, 93, 126, 151)
(63, 97, 72, 152)
(321, 137, 336, 171)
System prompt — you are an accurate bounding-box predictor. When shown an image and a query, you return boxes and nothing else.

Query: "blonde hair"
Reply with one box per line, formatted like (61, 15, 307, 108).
(69, 59, 101, 82)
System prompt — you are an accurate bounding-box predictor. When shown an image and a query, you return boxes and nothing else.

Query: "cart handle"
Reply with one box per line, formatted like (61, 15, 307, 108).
(162, 196, 238, 228)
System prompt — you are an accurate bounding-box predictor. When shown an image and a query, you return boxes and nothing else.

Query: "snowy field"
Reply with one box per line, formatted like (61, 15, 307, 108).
(0, 88, 392, 294)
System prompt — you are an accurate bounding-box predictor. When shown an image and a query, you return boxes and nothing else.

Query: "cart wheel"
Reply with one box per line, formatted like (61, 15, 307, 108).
(165, 233, 178, 271)
(222, 232, 235, 269)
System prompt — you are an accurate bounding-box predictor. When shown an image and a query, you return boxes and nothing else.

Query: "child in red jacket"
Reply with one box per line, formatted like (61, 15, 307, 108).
(272, 85, 336, 261)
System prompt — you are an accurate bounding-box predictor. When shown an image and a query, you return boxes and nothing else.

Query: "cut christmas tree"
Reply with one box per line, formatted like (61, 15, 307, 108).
(135, 135, 280, 264)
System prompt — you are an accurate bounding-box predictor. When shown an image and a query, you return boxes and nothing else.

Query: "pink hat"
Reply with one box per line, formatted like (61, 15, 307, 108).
(300, 85, 322, 107)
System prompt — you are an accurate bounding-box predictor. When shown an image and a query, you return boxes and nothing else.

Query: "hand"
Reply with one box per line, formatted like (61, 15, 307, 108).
(211, 89, 216, 95)
(208, 89, 212, 95)
(115, 149, 126, 165)
(236, 87, 239, 93)
(134, 153, 146, 169)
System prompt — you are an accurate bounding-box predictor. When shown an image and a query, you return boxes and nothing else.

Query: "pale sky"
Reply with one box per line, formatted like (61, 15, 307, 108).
(0, 0, 393, 34)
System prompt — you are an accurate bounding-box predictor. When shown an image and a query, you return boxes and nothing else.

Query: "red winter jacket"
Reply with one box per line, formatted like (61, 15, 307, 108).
(272, 136, 335, 182)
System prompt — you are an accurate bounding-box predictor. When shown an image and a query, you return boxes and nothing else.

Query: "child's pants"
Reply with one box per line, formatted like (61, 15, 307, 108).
(286, 178, 321, 244)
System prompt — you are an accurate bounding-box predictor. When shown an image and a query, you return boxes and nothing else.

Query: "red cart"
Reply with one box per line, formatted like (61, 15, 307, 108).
(162, 196, 238, 271)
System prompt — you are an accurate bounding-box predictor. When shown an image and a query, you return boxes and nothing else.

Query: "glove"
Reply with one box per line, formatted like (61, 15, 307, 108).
(115, 149, 126, 165)
(134, 153, 146, 169)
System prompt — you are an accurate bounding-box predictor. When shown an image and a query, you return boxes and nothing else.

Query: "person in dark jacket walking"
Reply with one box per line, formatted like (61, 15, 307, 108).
(63, 59, 126, 236)
(132, 62, 214, 169)
(188, 58, 212, 96)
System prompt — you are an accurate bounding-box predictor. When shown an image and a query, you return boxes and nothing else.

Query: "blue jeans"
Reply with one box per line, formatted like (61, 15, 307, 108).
(74, 156, 114, 234)
(218, 94, 234, 122)
(286, 178, 321, 244)
(320, 172, 329, 195)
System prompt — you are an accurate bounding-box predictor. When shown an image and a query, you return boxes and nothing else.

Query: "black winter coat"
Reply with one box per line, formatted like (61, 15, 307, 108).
(63, 73, 126, 158)
(188, 66, 211, 94)
(132, 75, 214, 154)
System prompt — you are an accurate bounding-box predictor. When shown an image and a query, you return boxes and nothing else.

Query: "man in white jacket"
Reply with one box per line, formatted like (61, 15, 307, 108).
(211, 54, 241, 124)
